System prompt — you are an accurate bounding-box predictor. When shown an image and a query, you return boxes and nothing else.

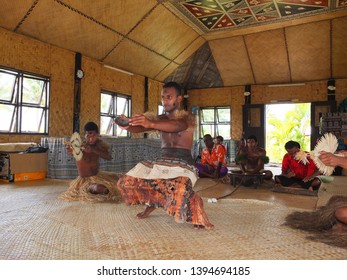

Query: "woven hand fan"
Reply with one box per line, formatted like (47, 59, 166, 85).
(310, 133, 338, 176)
(69, 132, 84, 161)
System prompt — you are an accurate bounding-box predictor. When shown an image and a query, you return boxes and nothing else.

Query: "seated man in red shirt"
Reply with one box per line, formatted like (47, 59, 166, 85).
(194, 134, 228, 179)
(274, 140, 321, 191)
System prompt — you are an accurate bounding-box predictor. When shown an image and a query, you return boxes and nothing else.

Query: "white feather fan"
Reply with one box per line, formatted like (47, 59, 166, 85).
(310, 133, 338, 176)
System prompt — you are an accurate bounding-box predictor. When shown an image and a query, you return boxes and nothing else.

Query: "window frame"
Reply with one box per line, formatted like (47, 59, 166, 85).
(100, 89, 131, 137)
(0, 66, 50, 135)
(199, 106, 231, 139)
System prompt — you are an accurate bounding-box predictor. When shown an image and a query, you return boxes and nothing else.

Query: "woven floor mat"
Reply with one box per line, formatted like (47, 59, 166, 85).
(317, 176, 347, 208)
(194, 178, 238, 199)
(0, 180, 346, 260)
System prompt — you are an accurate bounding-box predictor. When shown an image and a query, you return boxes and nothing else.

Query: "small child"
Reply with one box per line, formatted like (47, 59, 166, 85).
(215, 135, 227, 165)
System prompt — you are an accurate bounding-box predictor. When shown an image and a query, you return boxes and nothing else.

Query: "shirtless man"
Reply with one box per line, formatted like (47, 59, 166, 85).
(116, 81, 213, 229)
(61, 122, 121, 202)
(237, 135, 273, 180)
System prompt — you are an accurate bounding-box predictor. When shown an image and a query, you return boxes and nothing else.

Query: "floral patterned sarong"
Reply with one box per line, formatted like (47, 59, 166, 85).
(117, 157, 213, 227)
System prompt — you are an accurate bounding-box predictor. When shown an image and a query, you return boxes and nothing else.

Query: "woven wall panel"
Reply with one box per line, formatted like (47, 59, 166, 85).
(101, 66, 133, 95)
(332, 16, 347, 79)
(17, 0, 123, 61)
(209, 37, 254, 87)
(148, 80, 162, 113)
(129, 75, 145, 139)
(336, 80, 347, 105)
(286, 21, 331, 82)
(251, 82, 327, 105)
(48, 48, 75, 137)
(0, 28, 51, 76)
(104, 38, 170, 79)
(245, 29, 290, 84)
(79, 58, 102, 135)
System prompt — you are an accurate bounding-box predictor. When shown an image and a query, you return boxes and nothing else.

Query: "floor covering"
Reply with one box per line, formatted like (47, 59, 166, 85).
(0, 179, 346, 260)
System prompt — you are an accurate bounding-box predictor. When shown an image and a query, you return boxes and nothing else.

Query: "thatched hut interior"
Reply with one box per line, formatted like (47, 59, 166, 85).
(0, 0, 347, 261)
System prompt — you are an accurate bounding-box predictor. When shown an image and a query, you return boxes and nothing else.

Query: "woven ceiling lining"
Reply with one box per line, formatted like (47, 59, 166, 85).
(128, 5, 202, 61)
(210, 36, 254, 86)
(286, 21, 331, 82)
(332, 16, 347, 78)
(0, 0, 34, 30)
(104, 38, 171, 78)
(61, 0, 157, 35)
(245, 29, 290, 85)
(0, 1, 346, 88)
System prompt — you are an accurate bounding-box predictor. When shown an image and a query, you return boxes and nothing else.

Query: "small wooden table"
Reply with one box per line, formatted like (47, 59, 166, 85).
(228, 171, 266, 189)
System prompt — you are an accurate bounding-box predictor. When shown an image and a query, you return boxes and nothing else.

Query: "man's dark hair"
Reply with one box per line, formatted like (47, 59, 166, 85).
(203, 134, 212, 140)
(163, 81, 182, 97)
(285, 140, 300, 150)
(84, 121, 99, 133)
(217, 135, 224, 142)
(247, 135, 258, 142)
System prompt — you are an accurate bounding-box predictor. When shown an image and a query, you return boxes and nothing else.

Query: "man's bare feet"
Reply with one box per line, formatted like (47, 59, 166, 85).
(137, 206, 156, 219)
(88, 184, 109, 195)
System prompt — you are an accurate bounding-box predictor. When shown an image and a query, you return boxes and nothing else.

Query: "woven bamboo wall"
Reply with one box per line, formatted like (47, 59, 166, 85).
(1, 26, 347, 144)
(188, 81, 347, 140)
(0, 27, 146, 142)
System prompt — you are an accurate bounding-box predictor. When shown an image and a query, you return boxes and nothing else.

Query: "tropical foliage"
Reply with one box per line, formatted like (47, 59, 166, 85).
(266, 103, 311, 163)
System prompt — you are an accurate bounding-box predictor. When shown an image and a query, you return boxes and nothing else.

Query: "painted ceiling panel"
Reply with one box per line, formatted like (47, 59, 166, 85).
(172, 0, 332, 32)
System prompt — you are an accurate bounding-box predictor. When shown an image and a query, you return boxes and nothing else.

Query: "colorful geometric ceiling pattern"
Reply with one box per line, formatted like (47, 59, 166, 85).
(171, 0, 347, 31)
